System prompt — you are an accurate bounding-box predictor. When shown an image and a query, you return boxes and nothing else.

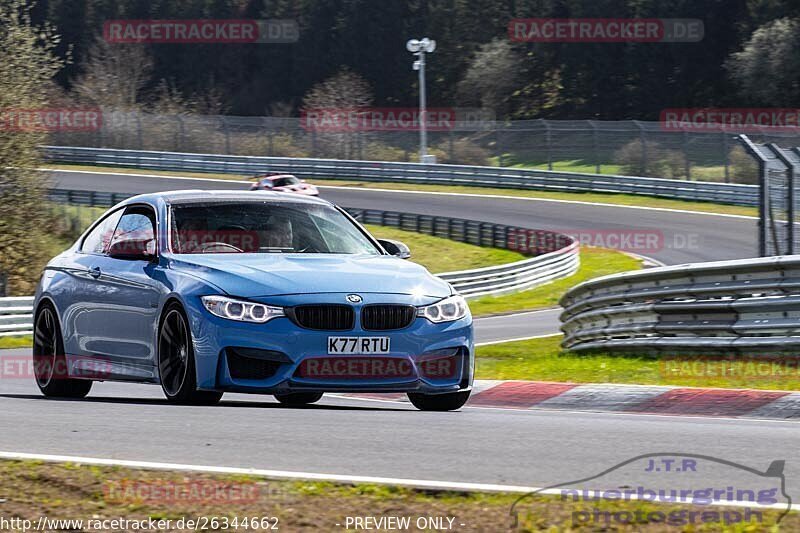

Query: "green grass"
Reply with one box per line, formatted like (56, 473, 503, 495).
(488, 156, 625, 175)
(364, 224, 526, 274)
(468, 247, 642, 317)
(489, 156, 738, 183)
(0, 336, 32, 349)
(44, 162, 758, 217)
(477, 335, 800, 391)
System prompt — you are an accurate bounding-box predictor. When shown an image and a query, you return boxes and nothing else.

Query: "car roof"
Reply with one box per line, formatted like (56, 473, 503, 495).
(118, 189, 331, 208)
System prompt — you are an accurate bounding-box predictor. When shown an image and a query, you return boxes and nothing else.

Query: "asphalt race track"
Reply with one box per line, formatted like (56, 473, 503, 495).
(0, 347, 798, 500)
(47, 169, 759, 341)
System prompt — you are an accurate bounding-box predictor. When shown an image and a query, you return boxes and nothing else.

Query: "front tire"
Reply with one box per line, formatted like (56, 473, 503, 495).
(274, 392, 323, 406)
(407, 391, 470, 411)
(33, 303, 92, 399)
(158, 303, 223, 405)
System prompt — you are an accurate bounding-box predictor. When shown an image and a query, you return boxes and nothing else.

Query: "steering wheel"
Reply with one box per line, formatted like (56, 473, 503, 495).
(197, 241, 244, 253)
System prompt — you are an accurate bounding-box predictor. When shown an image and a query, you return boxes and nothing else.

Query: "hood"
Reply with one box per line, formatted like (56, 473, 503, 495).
(168, 253, 452, 299)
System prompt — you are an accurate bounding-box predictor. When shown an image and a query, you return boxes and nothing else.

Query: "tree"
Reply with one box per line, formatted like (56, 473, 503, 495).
(301, 68, 373, 158)
(302, 67, 374, 112)
(726, 17, 800, 106)
(0, 0, 66, 294)
(456, 38, 523, 116)
(70, 37, 153, 110)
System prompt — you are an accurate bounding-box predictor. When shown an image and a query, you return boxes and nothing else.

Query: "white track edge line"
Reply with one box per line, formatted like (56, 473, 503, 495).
(0, 451, 788, 511)
(473, 308, 561, 321)
(475, 333, 563, 346)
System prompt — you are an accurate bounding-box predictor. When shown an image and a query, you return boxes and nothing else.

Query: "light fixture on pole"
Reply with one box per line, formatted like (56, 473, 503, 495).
(406, 37, 436, 163)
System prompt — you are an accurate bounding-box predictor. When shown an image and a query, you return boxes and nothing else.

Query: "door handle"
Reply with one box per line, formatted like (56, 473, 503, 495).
(89, 266, 102, 279)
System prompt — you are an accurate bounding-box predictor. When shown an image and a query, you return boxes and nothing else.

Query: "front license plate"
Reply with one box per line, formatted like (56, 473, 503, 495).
(328, 336, 390, 355)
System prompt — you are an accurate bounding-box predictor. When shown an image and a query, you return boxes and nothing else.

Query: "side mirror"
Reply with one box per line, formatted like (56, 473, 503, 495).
(108, 239, 157, 261)
(378, 238, 411, 259)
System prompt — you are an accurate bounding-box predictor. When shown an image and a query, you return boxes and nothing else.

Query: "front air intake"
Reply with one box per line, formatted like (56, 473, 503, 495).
(361, 305, 417, 331)
(225, 348, 288, 380)
(290, 304, 355, 331)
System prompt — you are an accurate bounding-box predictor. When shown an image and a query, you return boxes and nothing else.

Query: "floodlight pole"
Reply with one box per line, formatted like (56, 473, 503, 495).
(418, 50, 427, 161)
(407, 38, 436, 163)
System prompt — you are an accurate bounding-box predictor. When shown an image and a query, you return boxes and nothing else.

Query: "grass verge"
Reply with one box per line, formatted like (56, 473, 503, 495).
(0, 459, 790, 531)
(364, 224, 526, 274)
(43, 163, 758, 217)
(0, 335, 31, 349)
(468, 247, 642, 317)
(476, 335, 800, 391)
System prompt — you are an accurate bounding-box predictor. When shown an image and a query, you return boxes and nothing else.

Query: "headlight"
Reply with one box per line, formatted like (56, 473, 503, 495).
(201, 295, 285, 323)
(418, 295, 469, 323)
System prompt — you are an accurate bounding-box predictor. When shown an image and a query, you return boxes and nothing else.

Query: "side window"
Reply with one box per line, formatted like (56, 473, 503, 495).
(108, 207, 156, 257)
(80, 209, 124, 254)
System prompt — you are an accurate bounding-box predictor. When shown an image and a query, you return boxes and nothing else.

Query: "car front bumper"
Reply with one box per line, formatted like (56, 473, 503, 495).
(187, 300, 474, 395)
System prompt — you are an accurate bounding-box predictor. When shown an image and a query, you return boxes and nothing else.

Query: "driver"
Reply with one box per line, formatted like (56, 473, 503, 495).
(175, 218, 207, 253)
(261, 215, 293, 250)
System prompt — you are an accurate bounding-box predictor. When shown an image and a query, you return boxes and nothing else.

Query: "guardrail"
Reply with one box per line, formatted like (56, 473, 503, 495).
(560, 255, 800, 353)
(346, 208, 579, 298)
(43, 146, 759, 206)
(0, 297, 34, 337)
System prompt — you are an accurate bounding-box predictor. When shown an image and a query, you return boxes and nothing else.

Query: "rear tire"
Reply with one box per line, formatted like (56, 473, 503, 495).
(274, 392, 323, 406)
(407, 391, 470, 411)
(158, 303, 223, 406)
(33, 303, 92, 399)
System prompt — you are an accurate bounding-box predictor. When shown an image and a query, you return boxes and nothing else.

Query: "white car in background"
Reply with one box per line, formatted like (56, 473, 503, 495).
(250, 173, 319, 196)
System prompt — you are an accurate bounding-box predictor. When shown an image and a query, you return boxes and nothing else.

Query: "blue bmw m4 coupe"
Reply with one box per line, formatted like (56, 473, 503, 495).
(33, 191, 474, 410)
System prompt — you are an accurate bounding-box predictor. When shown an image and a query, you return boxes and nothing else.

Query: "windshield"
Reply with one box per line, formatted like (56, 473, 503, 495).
(170, 201, 380, 255)
(273, 176, 300, 187)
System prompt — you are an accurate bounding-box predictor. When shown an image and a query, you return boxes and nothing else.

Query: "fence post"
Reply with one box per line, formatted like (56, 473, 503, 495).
(96, 108, 105, 148)
(496, 126, 503, 166)
(136, 111, 143, 149)
(722, 131, 730, 183)
(590, 120, 600, 173)
(545, 120, 552, 171)
(739, 135, 770, 256)
(767, 143, 795, 255)
(176, 115, 185, 152)
(0, 271, 7, 297)
(683, 130, 691, 180)
(223, 116, 231, 154)
(635, 121, 647, 174)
